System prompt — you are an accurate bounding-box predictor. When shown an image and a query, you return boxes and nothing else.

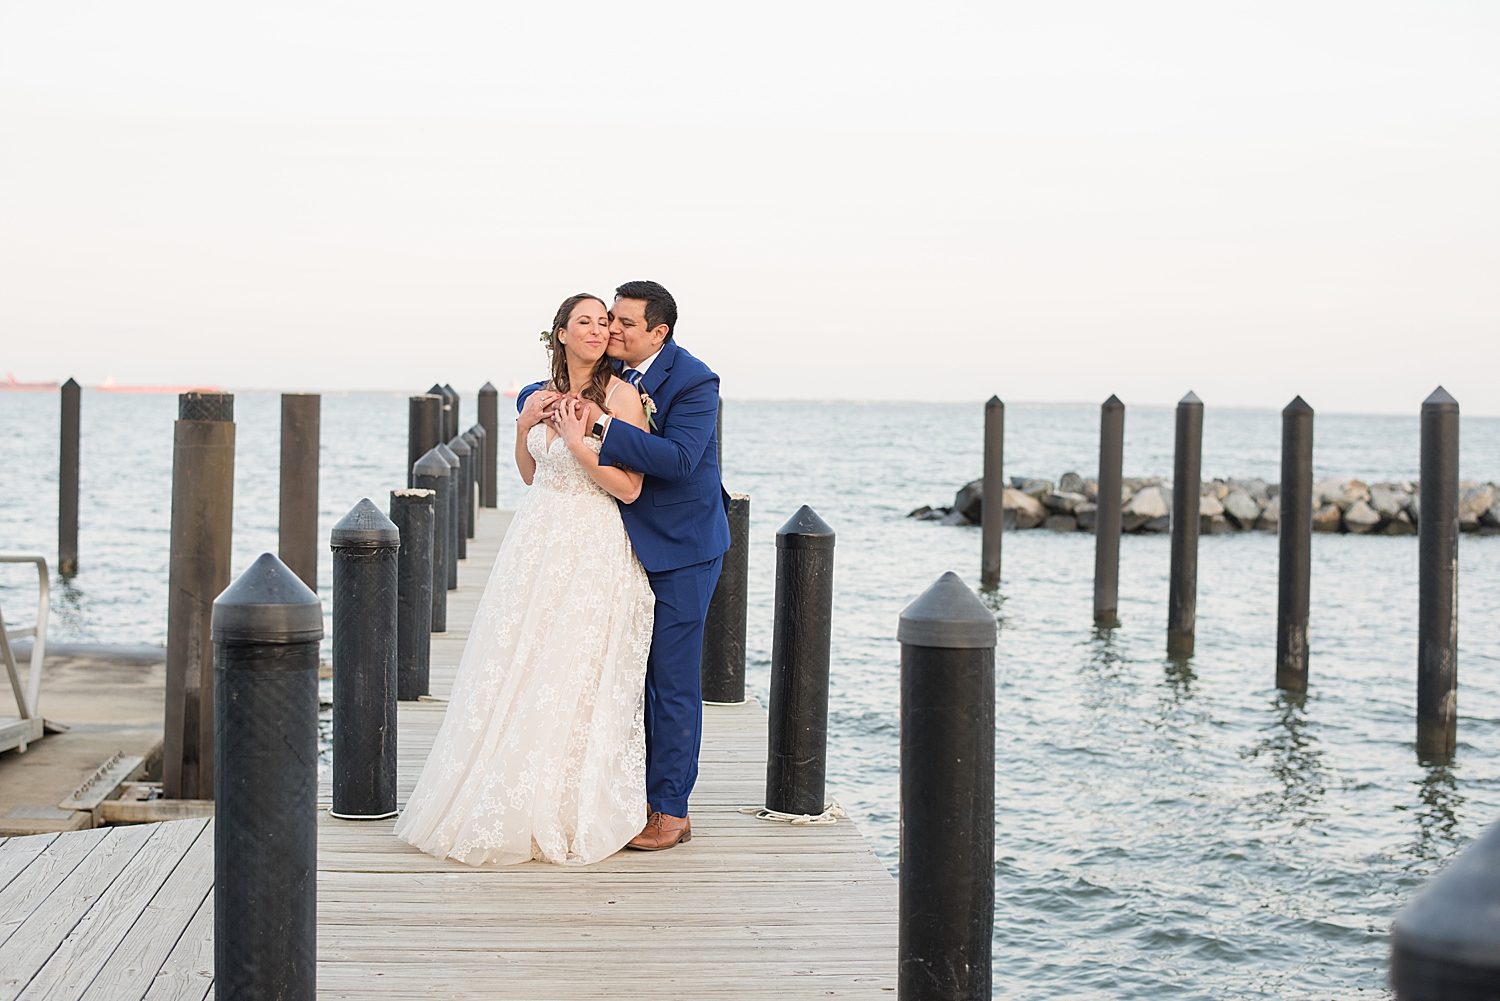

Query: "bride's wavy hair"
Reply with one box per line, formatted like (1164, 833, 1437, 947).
(545, 293, 614, 410)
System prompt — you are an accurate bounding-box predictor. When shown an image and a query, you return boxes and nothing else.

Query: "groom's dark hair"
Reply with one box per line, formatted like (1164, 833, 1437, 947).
(615, 280, 677, 341)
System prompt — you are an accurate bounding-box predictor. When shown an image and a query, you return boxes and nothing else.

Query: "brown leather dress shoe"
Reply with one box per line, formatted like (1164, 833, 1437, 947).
(626, 811, 692, 851)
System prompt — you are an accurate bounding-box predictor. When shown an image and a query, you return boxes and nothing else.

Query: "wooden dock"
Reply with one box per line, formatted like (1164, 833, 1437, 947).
(0, 508, 897, 999)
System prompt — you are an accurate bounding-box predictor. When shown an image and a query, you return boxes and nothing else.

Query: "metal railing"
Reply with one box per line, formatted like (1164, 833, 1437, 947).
(0, 553, 50, 750)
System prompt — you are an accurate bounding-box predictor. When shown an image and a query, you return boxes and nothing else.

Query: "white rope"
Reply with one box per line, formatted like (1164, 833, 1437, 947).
(739, 801, 846, 825)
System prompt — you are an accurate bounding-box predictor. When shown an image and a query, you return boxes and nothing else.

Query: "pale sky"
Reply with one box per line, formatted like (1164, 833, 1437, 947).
(2, 2, 1497, 412)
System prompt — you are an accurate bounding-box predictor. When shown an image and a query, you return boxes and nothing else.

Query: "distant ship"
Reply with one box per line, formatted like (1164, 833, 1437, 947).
(504, 381, 521, 398)
(97, 376, 222, 394)
(0, 372, 59, 391)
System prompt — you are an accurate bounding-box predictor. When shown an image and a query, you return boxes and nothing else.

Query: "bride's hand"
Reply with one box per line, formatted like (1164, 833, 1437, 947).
(519, 389, 560, 431)
(556, 395, 591, 451)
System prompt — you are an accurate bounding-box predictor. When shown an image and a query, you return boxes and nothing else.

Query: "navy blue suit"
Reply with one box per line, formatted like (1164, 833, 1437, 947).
(518, 340, 730, 816)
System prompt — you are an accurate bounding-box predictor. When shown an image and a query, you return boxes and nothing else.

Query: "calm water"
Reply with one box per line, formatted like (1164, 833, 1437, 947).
(3, 391, 1500, 999)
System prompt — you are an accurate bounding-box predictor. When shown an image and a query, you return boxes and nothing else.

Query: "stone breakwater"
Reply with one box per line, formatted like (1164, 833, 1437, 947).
(910, 473, 1500, 537)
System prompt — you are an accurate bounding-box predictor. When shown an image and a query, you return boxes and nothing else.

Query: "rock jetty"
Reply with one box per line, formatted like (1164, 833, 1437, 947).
(909, 475, 1500, 537)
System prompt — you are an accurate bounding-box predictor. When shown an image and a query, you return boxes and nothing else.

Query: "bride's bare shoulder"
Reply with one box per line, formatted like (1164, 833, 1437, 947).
(606, 376, 647, 428)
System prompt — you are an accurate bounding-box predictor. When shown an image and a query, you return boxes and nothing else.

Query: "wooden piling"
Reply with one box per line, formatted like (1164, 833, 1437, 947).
(1093, 395, 1124, 627)
(980, 396, 1004, 591)
(58, 378, 80, 576)
(1417, 386, 1460, 761)
(278, 393, 321, 592)
(164, 392, 235, 801)
(1276, 397, 1313, 691)
(1167, 391, 1203, 658)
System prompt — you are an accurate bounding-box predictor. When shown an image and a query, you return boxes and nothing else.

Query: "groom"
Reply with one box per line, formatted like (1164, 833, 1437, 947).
(519, 280, 730, 851)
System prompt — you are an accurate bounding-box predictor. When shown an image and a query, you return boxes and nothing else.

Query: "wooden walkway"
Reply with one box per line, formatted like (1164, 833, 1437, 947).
(0, 508, 896, 999)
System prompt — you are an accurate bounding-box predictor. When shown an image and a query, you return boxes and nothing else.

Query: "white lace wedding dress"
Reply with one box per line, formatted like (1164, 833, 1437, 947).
(394, 423, 654, 866)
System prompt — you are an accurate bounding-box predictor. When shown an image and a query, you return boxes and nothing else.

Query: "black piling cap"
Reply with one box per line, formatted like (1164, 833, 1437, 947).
(468, 424, 486, 440)
(413, 447, 450, 478)
(435, 442, 461, 468)
(1178, 390, 1202, 408)
(443, 384, 458, 404)
(1424, 386, 1459, 411)
(179, 391, 234, 422)
(1284, 395, 1313, 414)
(479, 382, 498, 396)
(63, 377, 79, 390)
(776, 505, 835, 550)
(461, 431, 478, 448)
(986, 395, 1003, 409)
(330, 498, 400, 549)
(898, 571, 997, 649)
(1103, 394, 1124, 410)
(1391, 815, 1500, 974)
(446, 435, 471, 457)
(212, 552, 323, 644)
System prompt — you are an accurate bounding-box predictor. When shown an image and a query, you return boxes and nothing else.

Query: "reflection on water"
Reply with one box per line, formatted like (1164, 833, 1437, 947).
(49, 574, 88, 638)
(1404, 764, 1465, 864)
(1243, 694, 1327, 828)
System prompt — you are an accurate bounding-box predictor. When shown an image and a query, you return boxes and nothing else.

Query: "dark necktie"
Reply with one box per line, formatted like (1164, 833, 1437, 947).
(622, 368, 644, 388)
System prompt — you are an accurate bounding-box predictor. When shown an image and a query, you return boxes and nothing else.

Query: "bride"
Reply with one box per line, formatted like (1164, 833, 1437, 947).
(394, 292, 654, 866)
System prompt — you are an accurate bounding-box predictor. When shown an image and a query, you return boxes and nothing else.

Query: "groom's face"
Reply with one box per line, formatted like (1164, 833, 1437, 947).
(608, 297, 668, 367)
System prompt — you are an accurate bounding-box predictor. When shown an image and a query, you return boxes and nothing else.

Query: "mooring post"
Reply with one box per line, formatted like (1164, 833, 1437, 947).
(444, 384, 460, 442)
(412, 448, 450, 632)
(478, 383, 499, 507)
(1418, 386, 1460, 761)
(1277, 396, 1314, 691)
(1390, 813, 1500, 998)
(435, 441, 461, 588)
(408, 393, 444, 488)
(765, 505, 836, 816)
(329, 498, 400, 819)
(211, 552, 320, 1001)
(58, 377, 80, 576)
(980, 396, 1004, 591)
(702, 493, 750, 705)
(1167, 391, 1204, 658)
(389, 489, 434, 700)
(164, 391, 235, 801)
(468, 423, 486, 516)
(278, 393, 321, 592)
(1093, 395, 1124, 627)
(897, 571, 996, 1001)
(427, 383, 452, 445)
(446, 435, 472, 557)
(460, 429, 479, 539)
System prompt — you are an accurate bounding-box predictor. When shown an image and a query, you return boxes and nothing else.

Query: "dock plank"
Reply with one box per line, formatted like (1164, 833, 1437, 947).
(0, 825, 157, 1001)
(0, 835, 59, 897)
(139, 894, 212, 1001)
(20, 818, 208, 1001)
(79, 822, 213, 1001)
(0, 828, 109, 952)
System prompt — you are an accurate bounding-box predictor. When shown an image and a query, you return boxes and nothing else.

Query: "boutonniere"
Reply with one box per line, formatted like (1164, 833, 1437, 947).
(640, 390, 658, 432)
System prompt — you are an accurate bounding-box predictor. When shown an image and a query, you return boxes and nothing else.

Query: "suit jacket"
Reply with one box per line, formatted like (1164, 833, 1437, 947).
(517, 340, 731, 573)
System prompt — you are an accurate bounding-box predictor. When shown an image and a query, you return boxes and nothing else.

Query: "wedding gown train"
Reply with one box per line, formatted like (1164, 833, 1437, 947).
(394, 422, 654, 866)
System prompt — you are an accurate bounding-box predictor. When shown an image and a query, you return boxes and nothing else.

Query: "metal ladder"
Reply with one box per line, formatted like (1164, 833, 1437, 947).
(0, 553, 49, 753)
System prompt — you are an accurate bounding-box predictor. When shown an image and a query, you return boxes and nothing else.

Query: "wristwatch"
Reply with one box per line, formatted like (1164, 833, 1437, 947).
(590, 415, 608, 439)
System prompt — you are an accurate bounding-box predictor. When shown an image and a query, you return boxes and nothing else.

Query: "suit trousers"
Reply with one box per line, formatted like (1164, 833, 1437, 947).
(644, 555, 724, 817)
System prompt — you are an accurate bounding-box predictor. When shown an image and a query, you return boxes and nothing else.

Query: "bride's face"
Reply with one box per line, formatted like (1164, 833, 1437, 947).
(558, 299, 610, 365)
